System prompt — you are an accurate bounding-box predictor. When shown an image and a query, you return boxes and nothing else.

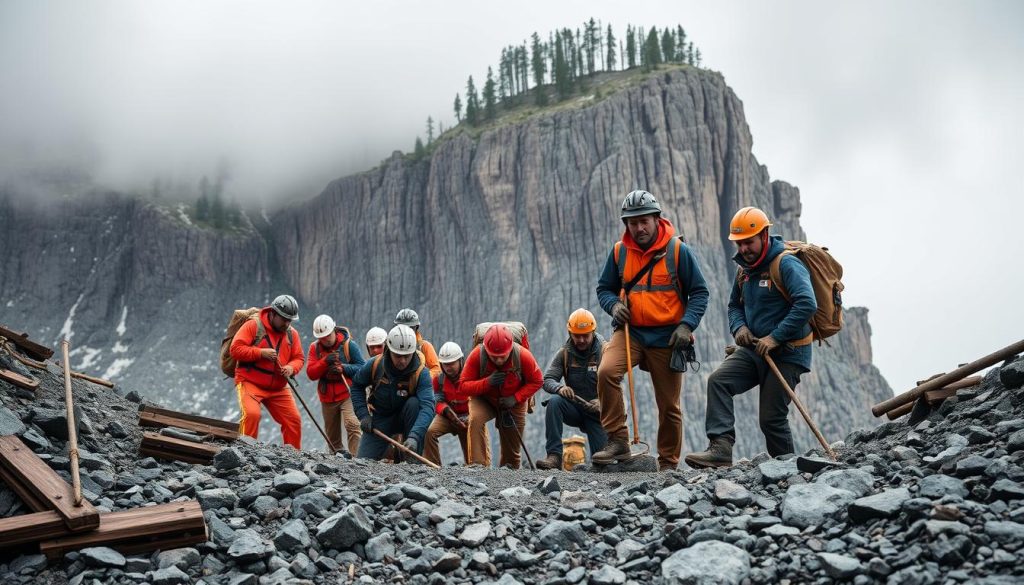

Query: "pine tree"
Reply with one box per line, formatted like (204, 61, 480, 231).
(585, 18, 597, 75)
(454, 93, 462, 123)
(519, 43, 529, 93)
(626, 25, 637, 69)
(483, 67, 497, 121)
(598, 19, 605, 71)
(530, 32, 548, 106)
(426, 116, 434, 145)
(606, 24, 617, 72)
(676, 26, 687, 61)
(687, 42, 695, 65)
(695, 48, 702, 67)
(661, 29, 675, 66)
(554, 30, 571, 100)
(498, 48, 509, 99)
(414, 136, 425, 157)
(643, 27, 662, 72)
(620, 39, 625, 70)
(465, 76, 480, 126)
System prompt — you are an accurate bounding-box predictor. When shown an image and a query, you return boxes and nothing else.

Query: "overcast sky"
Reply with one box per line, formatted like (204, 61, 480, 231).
(1, 1, 1021, 396)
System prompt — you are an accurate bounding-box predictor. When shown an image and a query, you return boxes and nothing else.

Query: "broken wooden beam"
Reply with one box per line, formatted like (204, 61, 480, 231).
(0, 435, 99, 531)
(139, 431, 221, 464)
(0, 324, 54, 361)
(138, 405, 238, 442)
(872, 339, 1024, 417)
(0, 510, 67, 549)
(0, 368, 38, 391)
(39, 500, 208, 560)
(886, 375, 984, 420)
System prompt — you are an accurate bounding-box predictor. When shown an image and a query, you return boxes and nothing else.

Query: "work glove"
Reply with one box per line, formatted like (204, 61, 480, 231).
(280, 365, 295, 378)
(403, 436, 419, 451)
(611, 302, 631, 325)
(488, 371, 507, 388)
(443, 406, 467, 431)
(733, 326, 755, 347)
(326, 353, 340, 367)
(260, 348, 278, 361)
(557, 386, 576, 401)
(755, 335, 780, 357)
(498, 395, 518, 409)
(585, 399, 601, 415)
(359, 416, 373, 433)
(669, 324, 693, 350)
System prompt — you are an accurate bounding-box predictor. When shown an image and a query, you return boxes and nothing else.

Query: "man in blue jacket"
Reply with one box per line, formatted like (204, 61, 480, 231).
(592, 190, 710, 471)
(685, 206, 817, 468)
(350, 324, 435, 461)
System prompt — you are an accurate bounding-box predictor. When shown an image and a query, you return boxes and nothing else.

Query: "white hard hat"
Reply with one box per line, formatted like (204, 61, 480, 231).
(365, 327, 387, 347)
(386, 325, 417, 356)
(437, 342, 464, 364)
(312, 315, 336, 339)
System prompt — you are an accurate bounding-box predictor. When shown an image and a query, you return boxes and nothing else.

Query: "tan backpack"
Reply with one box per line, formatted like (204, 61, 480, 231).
(220, 307, 264, 377)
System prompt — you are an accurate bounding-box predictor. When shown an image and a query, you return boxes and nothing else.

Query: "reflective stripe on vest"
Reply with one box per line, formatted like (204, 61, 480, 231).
(614, 237, 686, 326)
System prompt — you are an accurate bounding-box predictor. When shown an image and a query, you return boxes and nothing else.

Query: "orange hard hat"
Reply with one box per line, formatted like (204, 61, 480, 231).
(567, 308, 597, 335)
(728, 206, 772, 241)
(483, 324, 514, 357)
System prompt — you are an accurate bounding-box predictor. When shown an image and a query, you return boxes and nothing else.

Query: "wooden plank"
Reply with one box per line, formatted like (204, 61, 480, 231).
(140, 405, 238, 433)
(0, 435, 99, 532)
(39, 500, 208, 560)
(0, 463, 49, 512)
(0, 510, 66, 548)
(138, 411, 239, 441)
(138, 445, 216, 465)
(0, 324, 54, 360)
(140, 432, 220, 464)
(0, 368, 38, 390)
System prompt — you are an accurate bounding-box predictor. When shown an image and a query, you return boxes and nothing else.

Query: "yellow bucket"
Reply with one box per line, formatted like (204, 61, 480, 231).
(561, 435, 587, 471)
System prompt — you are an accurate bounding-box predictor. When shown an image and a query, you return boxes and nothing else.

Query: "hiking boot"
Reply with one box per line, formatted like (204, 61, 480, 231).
(591, 439, 632, 465)
(684, 437, 734, 469)
(535, 453, 562, 470)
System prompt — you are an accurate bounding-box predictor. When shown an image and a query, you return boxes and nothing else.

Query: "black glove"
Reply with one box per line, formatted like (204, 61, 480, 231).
(499, 409, 515, 428)
(611, 302, 631, 325)
(734, 326, 755, 347)
(403, 436, 419, 451)
(488, 371, 507, 388)
(755, 335, 780, 357)
(359, 416, 373, 433)
(326, 353, 340, 367)
(498, 395, 518, 409)
(669, 324, 693, 350)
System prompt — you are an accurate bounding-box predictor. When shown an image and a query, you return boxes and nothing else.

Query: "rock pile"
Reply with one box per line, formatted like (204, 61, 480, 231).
(1, 345, 1023, 584)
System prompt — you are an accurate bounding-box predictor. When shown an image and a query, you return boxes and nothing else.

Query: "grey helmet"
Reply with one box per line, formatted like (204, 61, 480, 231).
(620, 190, 662, 222)
(394, 308, 420, 327)
(270, 294, 300, 321)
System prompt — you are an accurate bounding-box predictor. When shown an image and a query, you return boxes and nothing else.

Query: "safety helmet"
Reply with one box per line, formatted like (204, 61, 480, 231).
(437, 342, 464, 364)
(728, 206, 772, 241)
(270, 294, 299, 321)
(312, 315, 336, 339)
(483, 324, 514, 357)
(394, 308, 421, 327)
(620, 190, 662, 222)
(386, 324, 418, 356)
(365, 327, 387, 347)
(567, 308, 597, 335)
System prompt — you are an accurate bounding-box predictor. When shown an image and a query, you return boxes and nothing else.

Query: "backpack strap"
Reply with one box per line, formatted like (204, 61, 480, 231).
(664, 236, 685, 302)
(613, 242, 626, 283)
(562, 347, 569, 371)
(767, 250, 795, 304)
(342, 338, 351, 362)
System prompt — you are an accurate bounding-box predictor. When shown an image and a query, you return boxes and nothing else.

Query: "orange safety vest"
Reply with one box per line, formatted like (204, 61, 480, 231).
(614, 236, 686, 327)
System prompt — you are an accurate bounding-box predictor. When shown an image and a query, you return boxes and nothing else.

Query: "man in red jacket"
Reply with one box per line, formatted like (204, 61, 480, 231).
(423, 342, 490, 466)
(230, 295, 305, 449)
(461, 324, 543, 469)
(306, 314, 366, 456)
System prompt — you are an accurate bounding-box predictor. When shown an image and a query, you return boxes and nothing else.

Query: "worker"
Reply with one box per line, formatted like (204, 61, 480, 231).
(394, 308, 441, 379)
(306, 314, 366, 456)
(422, 342, 491, 465)
(365, 327, 387, 357)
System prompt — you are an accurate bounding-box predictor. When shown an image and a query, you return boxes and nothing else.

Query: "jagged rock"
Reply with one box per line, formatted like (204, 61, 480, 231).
(848, 488, 911, 522)
(434, 552, 462, 573)
(781, 483, 856, 528)
(397, 482, 439, 503)
(661, 540, 751, 584)
(105, 420, 129, 438)
(539, 476, 561, 495)
(291, 491, 333, 519)
(316, 504, 373, 549)
(797, 456, 840, 474)
(196, 487, 238, 510)
(250, 495, 280, 517)
(29, 408, 75, 440)
(155, 548, 200, 570)
(924, 434, 969, 466)
(19, 428, 50, 451)
(148, 566, 190, 585)
(758, 458, 799, 483)
(654, 483, 695, 510)
(919, 474, 968, 499)
(537, 520, 587, 551)
(815, 468, 875, 497)
(999, 359, 1024, 390)
(226, 529, 275, 563)
(272, 469, 310, 492)
(273, 518, 310, 552)
(990, 479, 1024, 500)
(459, 520, 491, 547)
(714, 479, 752, 506)
(428, 498, 475, 523)
(213, 447, 244, 470)
(0, 406, 26, 436)
(954, 455, 991, 477)
(590, 564, 627, 585)
(1009, 430, 1024, 453)
(762, 524, 800, 537)
(79, 546, 126, 568)
(365, 532, 396, 562)
(499, 486, 531, 499)
(984, 521, 1024, 544)
(9, 554, 47, 574)
(817, 552, 862, 578)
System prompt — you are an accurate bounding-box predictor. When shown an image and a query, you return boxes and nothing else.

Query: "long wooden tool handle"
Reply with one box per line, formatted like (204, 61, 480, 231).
(872, 338, 1024, 417)
(287, 377, 339, 453)
(61, 340, 83, 507)
(622, 295, 641, 445)
(372, 429, 440, 469)
(764, 354, 837, 461)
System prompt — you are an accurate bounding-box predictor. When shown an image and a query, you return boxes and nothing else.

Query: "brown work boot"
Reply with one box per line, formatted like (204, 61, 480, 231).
(591, 438, 632, 465)
(535, 453, 562, 470)
(684, 437, 734, 469)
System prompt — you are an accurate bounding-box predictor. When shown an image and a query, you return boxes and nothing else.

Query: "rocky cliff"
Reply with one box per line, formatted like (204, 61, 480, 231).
(0, 65, 891, 459)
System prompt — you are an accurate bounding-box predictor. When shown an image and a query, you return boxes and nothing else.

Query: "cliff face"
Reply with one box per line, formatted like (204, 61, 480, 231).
(0, 66, 891, 458)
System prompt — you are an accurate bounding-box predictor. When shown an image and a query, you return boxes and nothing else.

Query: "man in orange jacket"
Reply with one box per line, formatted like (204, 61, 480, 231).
(230, 295, 305, 449)
(423, 342, 491, 466)
(306, 314, 366, 456)
(394, 308, 441, 379)
(460, 324, 544, 469)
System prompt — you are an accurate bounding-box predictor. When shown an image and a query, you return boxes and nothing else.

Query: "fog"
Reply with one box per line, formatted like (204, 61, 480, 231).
(1, 1, 1021, 395)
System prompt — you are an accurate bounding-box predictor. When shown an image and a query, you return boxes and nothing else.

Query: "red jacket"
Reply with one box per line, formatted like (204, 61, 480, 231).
(459, 343, 543, 404)
(433, 371, 473, 416)
(306, 327, 361, 403)
(230, 307, 305, 390)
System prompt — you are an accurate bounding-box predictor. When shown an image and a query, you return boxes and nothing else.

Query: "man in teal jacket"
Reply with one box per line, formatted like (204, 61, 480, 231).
(350, 325, 435, 461)
(686, 206, 817, 468)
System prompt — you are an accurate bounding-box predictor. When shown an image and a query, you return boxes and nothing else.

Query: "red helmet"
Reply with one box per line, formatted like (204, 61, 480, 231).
(483, 324, 514, 357)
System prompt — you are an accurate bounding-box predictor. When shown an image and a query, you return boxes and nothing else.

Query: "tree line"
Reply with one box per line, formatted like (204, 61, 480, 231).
(192, 175, 243, 229)
(412, 19, 703, 153)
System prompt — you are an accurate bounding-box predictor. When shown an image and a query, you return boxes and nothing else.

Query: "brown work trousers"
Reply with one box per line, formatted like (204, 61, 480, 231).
(320, 398, 361, 455)
(596, 329, 684, 468)
(467, 397, 528, 469)
(423, 414, 490, 466)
